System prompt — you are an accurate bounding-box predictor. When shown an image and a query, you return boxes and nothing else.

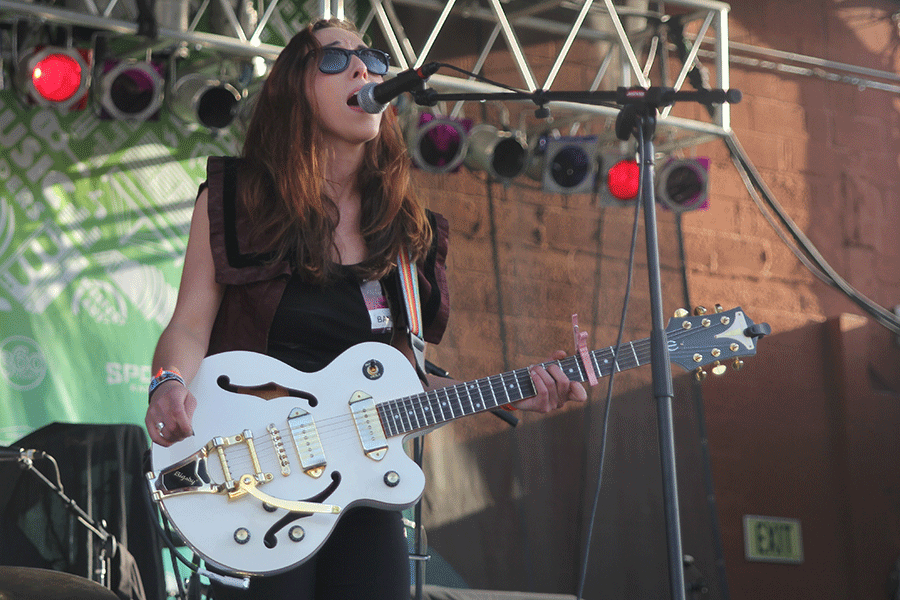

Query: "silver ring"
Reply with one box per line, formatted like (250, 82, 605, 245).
(156, 422, 165, 432)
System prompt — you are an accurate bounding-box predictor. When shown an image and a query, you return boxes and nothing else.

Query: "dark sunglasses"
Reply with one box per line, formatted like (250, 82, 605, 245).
(317, 47, 391, 76)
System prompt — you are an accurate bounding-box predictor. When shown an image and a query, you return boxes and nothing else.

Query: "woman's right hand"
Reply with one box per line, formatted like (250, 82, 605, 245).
(146, 381, 197, 447)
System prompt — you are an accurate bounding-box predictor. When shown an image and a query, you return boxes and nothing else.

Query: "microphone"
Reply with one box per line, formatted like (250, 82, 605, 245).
(0, 447, 45, 462)
(351, 62, 441, 114)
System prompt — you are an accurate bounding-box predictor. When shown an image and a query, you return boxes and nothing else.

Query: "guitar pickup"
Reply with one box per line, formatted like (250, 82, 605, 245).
(287, 408, 326, 478)
(349, 391, 388, 460)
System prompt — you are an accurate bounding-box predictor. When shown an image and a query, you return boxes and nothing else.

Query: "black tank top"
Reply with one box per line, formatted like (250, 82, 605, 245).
(266, 267, 393, 373)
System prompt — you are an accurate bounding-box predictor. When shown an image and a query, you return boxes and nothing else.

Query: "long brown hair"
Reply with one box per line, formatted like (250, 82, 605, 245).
(239, 18, 431, 283)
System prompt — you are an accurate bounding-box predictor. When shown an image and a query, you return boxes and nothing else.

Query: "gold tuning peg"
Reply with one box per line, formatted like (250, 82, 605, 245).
(732, 358, 744, 370)
(674, 308, 689, 318)
(693, 306, 707, 316)
(694, 367, 708, 381)
(715, 304, 724, 313)
(711, 361, 727, 376)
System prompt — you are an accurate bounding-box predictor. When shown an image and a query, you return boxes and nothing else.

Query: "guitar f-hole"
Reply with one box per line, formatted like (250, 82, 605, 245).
(263, 472, 342, 549)
(217, 375, 318, 407)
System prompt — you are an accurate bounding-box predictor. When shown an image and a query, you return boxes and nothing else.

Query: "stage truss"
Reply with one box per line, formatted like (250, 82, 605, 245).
(0, 0, 735, 151)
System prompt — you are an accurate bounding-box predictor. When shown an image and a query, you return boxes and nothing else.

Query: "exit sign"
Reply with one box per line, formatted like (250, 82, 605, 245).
(743, 515, 804, 564)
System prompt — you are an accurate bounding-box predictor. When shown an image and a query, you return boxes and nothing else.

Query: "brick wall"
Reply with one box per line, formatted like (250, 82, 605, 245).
(397, 2, 900, 598)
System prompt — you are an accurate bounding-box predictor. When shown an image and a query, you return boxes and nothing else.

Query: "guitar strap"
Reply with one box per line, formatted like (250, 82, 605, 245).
(397, 248, 428, 385)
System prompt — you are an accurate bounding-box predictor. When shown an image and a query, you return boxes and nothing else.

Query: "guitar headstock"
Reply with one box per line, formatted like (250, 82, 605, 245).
(665, 305, 770, 380)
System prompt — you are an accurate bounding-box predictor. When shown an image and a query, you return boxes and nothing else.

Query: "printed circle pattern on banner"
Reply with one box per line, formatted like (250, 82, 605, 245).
(0, 336, 48, 391)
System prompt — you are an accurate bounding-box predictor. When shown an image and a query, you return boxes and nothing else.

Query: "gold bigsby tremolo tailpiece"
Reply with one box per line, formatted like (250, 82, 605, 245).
(148, 426, 340, 515)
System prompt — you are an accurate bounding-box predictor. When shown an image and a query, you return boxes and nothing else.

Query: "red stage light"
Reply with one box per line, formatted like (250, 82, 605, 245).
(16, 46, 91, 110)
(606, 158, 640, 200)
(598, 152, 640, 205)
(32, 52, 83, 102)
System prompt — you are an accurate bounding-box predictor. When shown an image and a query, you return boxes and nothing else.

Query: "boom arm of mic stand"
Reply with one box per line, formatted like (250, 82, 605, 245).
(412, 86, 741, 113)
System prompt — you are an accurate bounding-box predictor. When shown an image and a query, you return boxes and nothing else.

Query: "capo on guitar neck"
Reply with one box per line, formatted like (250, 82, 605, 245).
(573, 314, 599, 386)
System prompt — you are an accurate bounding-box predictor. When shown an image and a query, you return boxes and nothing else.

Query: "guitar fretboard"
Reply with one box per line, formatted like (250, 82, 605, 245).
(377, 337, 651, 437)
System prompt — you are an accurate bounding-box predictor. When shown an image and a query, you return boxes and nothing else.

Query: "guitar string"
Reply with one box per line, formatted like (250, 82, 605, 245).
(220, 321, 716, 453)
(379, 320, 735, 435)
(321, 322, 695, 438)
(203, 321, 734, 476)
(218, 346, 629, 473)
(381, 328, 658, 433)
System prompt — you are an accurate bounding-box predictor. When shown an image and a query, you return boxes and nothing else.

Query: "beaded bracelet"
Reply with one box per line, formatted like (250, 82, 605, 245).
(148, 368, 185, 402)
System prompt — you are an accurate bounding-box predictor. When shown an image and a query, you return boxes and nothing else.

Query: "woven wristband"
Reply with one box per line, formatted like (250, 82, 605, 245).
(148, 368, 185, 402)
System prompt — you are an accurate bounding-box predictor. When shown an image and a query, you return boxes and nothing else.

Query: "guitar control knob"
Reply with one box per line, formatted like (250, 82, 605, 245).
(384, 471, 400, 487)
(234, 528, 251, 545)
(288, 526, 305, 542)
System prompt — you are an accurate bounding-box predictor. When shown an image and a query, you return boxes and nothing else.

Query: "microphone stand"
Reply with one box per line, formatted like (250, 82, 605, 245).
(411, 84, 740, 600)
(616, 92, 685, 600)
(10, 451, 117, 588)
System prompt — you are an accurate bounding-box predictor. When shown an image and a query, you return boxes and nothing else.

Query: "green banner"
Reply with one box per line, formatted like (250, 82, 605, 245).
(0, 96, 240, 445)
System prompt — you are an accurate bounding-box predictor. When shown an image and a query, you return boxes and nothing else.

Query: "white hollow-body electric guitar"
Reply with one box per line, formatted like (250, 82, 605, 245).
(148, 306, 769, 576)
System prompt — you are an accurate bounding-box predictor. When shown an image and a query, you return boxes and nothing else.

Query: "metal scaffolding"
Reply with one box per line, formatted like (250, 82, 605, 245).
(1, 0, 734, 147)
(4, 0, 899, 140)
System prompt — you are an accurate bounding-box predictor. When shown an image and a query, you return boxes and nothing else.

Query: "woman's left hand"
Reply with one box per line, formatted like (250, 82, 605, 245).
(514, 350, 588, 413)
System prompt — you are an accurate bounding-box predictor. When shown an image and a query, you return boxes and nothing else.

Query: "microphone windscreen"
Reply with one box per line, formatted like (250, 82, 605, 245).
(356, 83, 388, 114)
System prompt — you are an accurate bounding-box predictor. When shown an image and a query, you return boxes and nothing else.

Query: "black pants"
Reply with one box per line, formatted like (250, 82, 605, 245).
(209, 508, 409, 600)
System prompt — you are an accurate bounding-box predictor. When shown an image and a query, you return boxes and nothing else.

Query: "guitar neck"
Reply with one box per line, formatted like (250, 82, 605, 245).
(377, 337, 651, 437)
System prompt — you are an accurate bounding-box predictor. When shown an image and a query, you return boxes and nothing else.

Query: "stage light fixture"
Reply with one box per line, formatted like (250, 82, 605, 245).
(656, 158, 709, 213)
(406, 112, 471, 173)
(463, 124, 529, 183)
(99, 60, 165, 121)
(539, 136, 599, 195)
(16, 46, 92, 110)
(169, 68, 243, 130)
(597, 151, 641, 206)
